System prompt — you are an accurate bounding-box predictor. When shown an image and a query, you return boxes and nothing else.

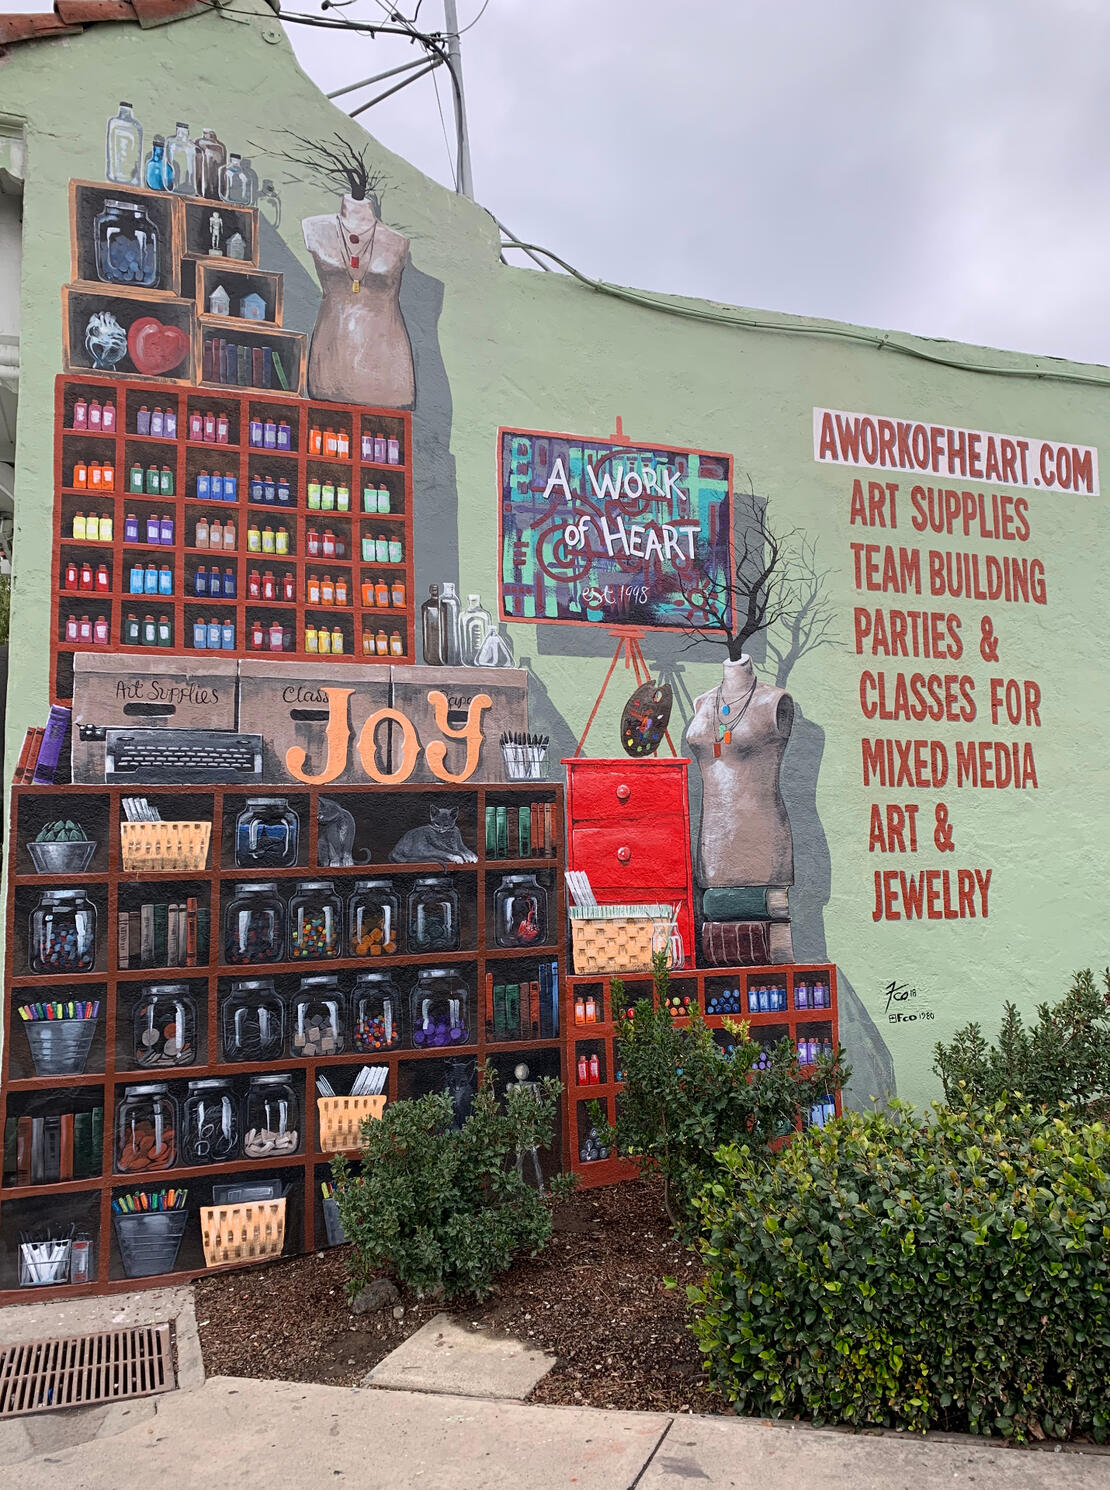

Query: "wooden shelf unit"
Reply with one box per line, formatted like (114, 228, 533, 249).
(0, 781, 567, 1301)
(562, 962, 841, 1187)
(51, 373, 415, 701)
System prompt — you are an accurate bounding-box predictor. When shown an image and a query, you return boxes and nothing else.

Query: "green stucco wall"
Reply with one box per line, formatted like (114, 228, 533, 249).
(3, 2, 1108, 1107)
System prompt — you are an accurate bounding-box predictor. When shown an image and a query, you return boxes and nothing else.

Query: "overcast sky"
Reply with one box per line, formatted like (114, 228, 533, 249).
(282, 0, 1110, 368)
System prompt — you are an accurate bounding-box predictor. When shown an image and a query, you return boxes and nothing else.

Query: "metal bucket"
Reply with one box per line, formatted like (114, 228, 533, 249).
(23, 1017, 97, 1076)
(113, 1210, 189, 1279)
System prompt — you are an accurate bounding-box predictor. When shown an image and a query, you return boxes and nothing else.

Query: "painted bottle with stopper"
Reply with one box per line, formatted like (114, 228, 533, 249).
(106, 101, 142, 186)
(166, 122, 196, 195)
(460, 593, 493, 665)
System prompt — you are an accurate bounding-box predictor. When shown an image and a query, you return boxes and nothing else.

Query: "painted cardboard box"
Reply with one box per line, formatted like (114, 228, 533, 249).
(70, 654, 239, 783)
(237, 659, 392, 785)
(387, 666, 527, 785)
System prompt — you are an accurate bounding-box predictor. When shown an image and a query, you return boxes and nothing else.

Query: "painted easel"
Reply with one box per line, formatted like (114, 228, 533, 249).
(573, 626, 678, 758)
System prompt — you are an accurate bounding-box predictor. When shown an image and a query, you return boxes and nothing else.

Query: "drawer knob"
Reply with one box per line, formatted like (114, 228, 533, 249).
(616, 845, 632, 864)
(615, 783, 631, 802)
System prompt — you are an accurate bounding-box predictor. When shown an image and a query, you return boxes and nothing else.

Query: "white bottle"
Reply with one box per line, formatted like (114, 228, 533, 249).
(106, 102, 143, 187)
(460, 593, 493, 666)
(167, 122, 197, 196)
(438, 581, 462, 666)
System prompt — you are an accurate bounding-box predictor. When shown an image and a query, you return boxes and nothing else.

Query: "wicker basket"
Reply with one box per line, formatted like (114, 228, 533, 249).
(120, 821, 211, 873)
(569, 905, 677, 975)
(200, 1198, 286, 1267)
(317, 1095, 386, 1152)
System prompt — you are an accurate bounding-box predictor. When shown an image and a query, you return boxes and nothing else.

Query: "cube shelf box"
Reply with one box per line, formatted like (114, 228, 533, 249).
(51, 373, 416, 702)
(562, 963, 841, 1187)
(0, 781, 567, 1301)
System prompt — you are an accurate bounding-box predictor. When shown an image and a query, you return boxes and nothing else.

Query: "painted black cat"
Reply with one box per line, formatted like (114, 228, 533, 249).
(389, 805, 477, 864)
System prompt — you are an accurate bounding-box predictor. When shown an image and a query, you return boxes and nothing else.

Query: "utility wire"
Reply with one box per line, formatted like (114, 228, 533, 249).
(457, 0, 492, 34)
(431, 66, 459, 190)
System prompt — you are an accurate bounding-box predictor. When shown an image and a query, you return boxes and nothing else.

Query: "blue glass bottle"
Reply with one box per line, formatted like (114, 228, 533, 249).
(144, 134, 173, 192)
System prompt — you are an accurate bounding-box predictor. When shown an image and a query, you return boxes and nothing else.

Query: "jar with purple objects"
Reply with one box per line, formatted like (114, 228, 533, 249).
(409, 968, 470, 1049)
(223, 881, 284, 965)
(29, 888, 96, 973)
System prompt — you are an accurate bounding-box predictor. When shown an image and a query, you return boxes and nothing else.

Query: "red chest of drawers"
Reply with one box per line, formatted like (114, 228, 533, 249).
(562, 757, 696, 968)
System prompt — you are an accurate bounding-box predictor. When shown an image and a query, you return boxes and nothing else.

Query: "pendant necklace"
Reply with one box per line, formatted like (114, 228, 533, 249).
(336, 213, 378, 294)
(712, 675, 757, 757)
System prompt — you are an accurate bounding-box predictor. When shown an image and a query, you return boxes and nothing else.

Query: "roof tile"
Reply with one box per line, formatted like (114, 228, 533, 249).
(55, 0, 135, 23)
(0, 12, 81, 43)
(0, 0, 211, 48)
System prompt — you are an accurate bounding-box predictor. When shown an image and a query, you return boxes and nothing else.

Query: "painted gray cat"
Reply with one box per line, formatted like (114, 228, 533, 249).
(389, 805, 477, 864)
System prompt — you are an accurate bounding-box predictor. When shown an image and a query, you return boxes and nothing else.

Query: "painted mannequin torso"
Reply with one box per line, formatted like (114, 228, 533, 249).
(302, 193, 415, 409)
(686, 655, 795, 886)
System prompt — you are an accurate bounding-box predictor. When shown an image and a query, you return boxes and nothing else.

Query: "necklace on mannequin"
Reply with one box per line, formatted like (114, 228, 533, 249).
(335, 213, 378, 294)
(712, 676, 757, 756)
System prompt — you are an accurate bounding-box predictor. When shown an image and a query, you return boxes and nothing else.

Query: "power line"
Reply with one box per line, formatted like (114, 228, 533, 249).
(431, 66, 459, 190)
(457, 0, 492, 34)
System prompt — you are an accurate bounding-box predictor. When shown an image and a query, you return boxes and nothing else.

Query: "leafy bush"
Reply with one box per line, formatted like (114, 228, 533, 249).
(689, 1101, 1110, 1441)
(595, 953, 848, 1230)
(332, 1064, 570, 1301)
(934, 968, 1110, 1119)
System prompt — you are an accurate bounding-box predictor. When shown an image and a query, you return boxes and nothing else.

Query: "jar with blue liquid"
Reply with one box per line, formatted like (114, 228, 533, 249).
(235, 798, 300, 869)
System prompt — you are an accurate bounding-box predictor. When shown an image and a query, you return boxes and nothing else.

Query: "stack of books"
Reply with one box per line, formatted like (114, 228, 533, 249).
(700, 886, 793, 966)
(484, 802, 556, 859)
(202, 337, 290, 390)
(14, 705, 72, 784)
(4, 1107, 103, 1185)
(486, 960, 559, 1040)
(117, 899, 210, 969)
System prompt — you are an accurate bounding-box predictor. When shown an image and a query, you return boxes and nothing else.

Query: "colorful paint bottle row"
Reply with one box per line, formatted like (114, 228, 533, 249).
(797, 1036, 833, 1064)
(307, 625, 352, 655)
(71, 512, 114, 541)
(307, 425, 350, 458)
(305, 573, 350, 606)
(122, 612, 174, 647)
(248, 416, 293, 450)
(794, 980, 831, 1010)
(576, 1053, 602, 1086)
(128, 463, 175, 496)
(573, 991, 600, 1024)
(306, 481, 350, 511)
(361, 578, 406, 608)
(191, 616, 237, 650)
(246, 523, 291, 555)
(188, 409, 233, 444)
(62, 560, 110, 593)
(122, 513, 175, 546)
(194, 517, 237, 550)
(63, 613, 111, 645)
(196, 471, 239, 501)
(247, 569, 296, 602)
(71, 459, 114, 491)
(360, 627, 405, 657)
(135, 405, 177, 438)
(360, 534, 404, 563)
(360, 431, 401, 465)
(71, 396, 117, 432)
(194, 566, 237, 598)
(249, 474, 293, 506)
(362, 485, 392, 513)
(305, 528, 346, 559)
(129, 561, 174, 596)
(747, 982, 788, 1014)
(248, 620, 295, 652)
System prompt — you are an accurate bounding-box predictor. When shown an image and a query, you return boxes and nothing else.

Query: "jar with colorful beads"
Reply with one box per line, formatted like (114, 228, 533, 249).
(288, 879, 342, 959)
(409, 967, 470, 1048)
(29, 888, 97, 973)
(223, 881, 285, 965)
(347, 878, 400, 958)
(351, 970, 404, 1051)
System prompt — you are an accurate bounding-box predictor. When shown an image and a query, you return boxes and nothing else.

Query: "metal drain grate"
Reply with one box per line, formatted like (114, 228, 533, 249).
(0, 1322, 175, 1417)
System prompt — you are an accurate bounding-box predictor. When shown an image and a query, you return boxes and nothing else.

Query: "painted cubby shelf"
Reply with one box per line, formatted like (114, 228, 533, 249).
(0, 781, 567, 1301)
(51, 373, 415, 702)
(561, 963, 841, 1187)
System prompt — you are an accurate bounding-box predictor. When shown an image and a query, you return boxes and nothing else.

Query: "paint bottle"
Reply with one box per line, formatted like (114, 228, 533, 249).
(195, 516, 209, 549)
(144, 562, 158, 595)
(130, 463, 145, 493)
(79, 561, 93, 591)
(374, 432, 387, 463)
(65, 613, 79, 642)
(309, 425, 323, 456)
(137, 405, 151, 436)
(262, 570, 276, 601)
(375, 579, 389, 608)
(320, 575, 334, 606)
(306, 527, 320, 558)
(391, 579, 405, 608)
(331, 626, 343, 654)
(73, 396, 88, 429)
(102, 400, 117, 430)
(273, 525, 286, 555)
(321, 483, 335, 511)
(210, 518, 224, 550)
(124, 612, 141, 646)
(282, 572, 294, 602)
(78, 615, 93, 643)
(247, 524, 261, 553)
(150, 406, 164, 437)
(221, 618, 235, 650)
(389, 630, 403, 657)
(336, 484, 349, 513)
(277, 420, 291, 451)
(334, 575, 348, 606)
(189, 410, 203, 441)
(336, 428, 350, 459)
(161, 405, 172, 437)
(64, 559, 78, 591)
(195, 567, 209, 597)
(209, 568, 222, 598)
(142, 614, 157, 647)
(125, 512, 139, 543)
(217, 412, 230, 445)
(223, 567, 236, 599)
(387, 435, 400, 465)
(158, 614, 172, 647)
(159, 514, 172, 545)
(374, 628, 388, 656)
(261, 526, 275, 554)
(94, 615, 110, 645)
(206, 617, 221, 649)
(263, 418, 277, 449)
(251, 619, 265, 649)
(223, 519, 236, 549)
(160, 465, 173, 496)
(73, 460, 88, 490)
(268, 620, 283, 651)
(305, 625, 318, 654)
(318, 626, 331, 655)
(324, 427, 338, 458)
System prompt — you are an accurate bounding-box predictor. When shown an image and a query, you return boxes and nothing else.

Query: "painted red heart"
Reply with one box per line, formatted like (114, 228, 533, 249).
(128, 317, 190, 376)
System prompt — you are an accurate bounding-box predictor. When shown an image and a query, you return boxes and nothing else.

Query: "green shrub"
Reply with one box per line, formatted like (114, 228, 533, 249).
(595, 953, 848, 1230)
(332, 1064, 570, 1301)
(934, 968, 1110, 1119)
(689, 1101, 1110, 1441)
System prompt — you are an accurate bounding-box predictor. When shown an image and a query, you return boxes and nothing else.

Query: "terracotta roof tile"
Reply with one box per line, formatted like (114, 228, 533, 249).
(0, 0, 216, 48)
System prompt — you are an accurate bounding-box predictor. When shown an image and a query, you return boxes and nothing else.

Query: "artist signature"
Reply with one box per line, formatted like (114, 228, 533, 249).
(882, 979, 934, 1024)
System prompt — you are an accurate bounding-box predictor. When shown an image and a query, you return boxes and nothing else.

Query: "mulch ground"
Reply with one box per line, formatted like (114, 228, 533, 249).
(195, 1174, 727, 1414)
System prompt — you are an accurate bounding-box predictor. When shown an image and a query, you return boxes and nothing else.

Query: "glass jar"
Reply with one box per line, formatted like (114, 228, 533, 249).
(409, 968, 470, 1049)
(290, 975, 345, 1056)
(29, 888, 97, 973)
(218, 152, 254, 206)
(288, 879, 343, 959)
(243, 1073, 299, 1158)
(181, 1078, 239, 1165)
(223, 881, 285, 965)
(348, 878, 400, 958)
(221, 978, 285, 1062)
(352, 970, 404, 1051)
(115, 1083, 177, 1173)
(493, 874, 549, 949)
(234, 797, 300, 869)
(131, 984, 197, 1068)
(407, 877, 460, 954)
(94, 199, 158, 287)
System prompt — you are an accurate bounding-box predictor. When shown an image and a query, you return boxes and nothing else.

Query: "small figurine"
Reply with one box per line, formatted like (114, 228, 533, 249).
(207, 210, 223, 256)
(84, 310, 128, 371)
(226, 231, 247, 261)
(240, 292, 266, 322)
(208, 283, 230, 317)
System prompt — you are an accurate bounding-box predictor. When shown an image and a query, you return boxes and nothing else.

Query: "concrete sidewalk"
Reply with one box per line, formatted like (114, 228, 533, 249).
(9, 1375, 1110, 1490)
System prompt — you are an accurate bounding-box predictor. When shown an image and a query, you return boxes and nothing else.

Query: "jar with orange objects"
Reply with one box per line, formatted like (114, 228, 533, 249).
(115, 1083, 177, 1173)
(348, 878, 401, 958)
